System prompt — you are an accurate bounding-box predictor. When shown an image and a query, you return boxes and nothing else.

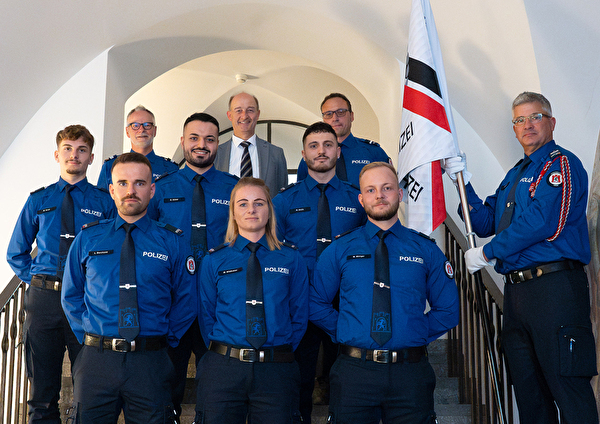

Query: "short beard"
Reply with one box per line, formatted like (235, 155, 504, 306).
(184, 149, 216, 169)
(366, 199, 399, 222)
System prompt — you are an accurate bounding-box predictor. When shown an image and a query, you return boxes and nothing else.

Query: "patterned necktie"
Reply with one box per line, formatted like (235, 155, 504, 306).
(246, 242, 267, 349)
(191, 174, 207, 263)
(240, 141, 253, 178)
(119, 223, 139, 342)
(316, 183, 332, 257)
(371, 230, 392, 346)
(496, 156, 532, 234)
(336, 150, 348, 182)
(58, 184, 75, 279)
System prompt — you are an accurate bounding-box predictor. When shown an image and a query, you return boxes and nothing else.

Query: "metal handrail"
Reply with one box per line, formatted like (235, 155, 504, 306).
(0, 274, 28, 424)
(443, 218, 514, 423)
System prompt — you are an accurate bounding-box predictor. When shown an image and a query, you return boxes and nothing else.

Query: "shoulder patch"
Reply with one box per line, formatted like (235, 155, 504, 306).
(82, 220, 100, 230)
(335, 227, 361, 240)
(156, 221, 183, 236)
(279, 181, 301, 193)
(357, 137, 380, 147)
(30, 186, 47, 194)
(444, 261, 454, 279)
(208, 243, 229, 254)
(103, 154, 118, 163)
(546, 171, 563, 187)
(282, 241, 298, 250)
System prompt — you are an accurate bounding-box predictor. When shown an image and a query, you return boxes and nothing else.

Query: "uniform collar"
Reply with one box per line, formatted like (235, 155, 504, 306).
(130, 149, 157, 161)
(304, 174, 342, 191)
(340, 133, 357, 147)
(181, 163, 218, 184)
(527, 139, 557, 165)
(58, 177, 89, 193)
(114, 213, 151, 233)
(364, 219, 403, 241)
(233, 234, 269, 252)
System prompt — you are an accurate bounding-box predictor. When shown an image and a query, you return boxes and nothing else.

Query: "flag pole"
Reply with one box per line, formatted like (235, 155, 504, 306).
(455, 170, 508, 424)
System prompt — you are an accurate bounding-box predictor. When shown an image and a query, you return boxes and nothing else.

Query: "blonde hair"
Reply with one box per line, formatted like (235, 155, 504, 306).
(225, 177, 282, 251)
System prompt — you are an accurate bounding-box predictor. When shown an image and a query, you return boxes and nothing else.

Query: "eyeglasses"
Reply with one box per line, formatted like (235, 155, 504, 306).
(322, 109, 349, 119)
(127, 122, 154, 131)
(512, 113, 551, 126)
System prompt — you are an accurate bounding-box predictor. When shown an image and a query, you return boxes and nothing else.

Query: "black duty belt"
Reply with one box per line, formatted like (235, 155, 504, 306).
(30, 274, 62, 291)
(340, 345, 427, 364)
(209, 341, 294, 363)
(506, 260, 582, 284)
(84, 333, 167, 353)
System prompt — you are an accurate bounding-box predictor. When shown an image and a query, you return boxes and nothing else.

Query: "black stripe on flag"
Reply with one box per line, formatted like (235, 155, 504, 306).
(406, 57, 441, 98)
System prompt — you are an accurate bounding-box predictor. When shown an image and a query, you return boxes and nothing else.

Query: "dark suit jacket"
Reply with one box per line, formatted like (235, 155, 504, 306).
(215, 137, 288, 196)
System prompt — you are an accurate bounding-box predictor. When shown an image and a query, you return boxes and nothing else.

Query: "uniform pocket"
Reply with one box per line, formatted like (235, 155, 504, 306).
(558, 325, 597, 377)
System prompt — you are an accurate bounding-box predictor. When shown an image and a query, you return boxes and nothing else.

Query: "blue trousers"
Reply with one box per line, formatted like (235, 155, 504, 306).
(71, 344, 175, 423)
(195, 350, 301, 424)
(24, 285, 81, 423)
(502, 267, 598, 424)
(328, 354, 437, 424)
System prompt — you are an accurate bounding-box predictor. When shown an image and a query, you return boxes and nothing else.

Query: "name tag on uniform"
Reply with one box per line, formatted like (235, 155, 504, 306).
(164, 197, 185, 203)
(89, 250, 114, 256)
(218, 267, 243, 276)
(347, 254, 371, 260)
(37, 207, 57, 214)
(290, 207, 311, 214)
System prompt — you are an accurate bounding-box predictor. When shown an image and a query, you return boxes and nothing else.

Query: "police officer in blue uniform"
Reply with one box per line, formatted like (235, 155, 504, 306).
(7, 124, 115, 424)
(296, 93, 389, 186)
(61, 152, 194, 424)
(310, 162, 459, 424)
(96, 105, 178, 190)
(455, 92, 597, 424)
(147, 112, 238, 421)
(273, 121, 366, 423)
(196, 177, 309, 424)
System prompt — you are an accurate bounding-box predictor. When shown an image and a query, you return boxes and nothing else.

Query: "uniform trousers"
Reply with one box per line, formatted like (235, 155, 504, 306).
(24, 285, 82, 423)
(502, 266, 598, 424)
(167, 319, 207, 418)
(328, 353, 437, 424)
(195, 350, 301, 424)
(71, 344, 175, 424)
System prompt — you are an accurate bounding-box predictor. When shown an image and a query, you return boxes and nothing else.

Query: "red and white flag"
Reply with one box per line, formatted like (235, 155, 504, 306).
(398, 0, 459, 235)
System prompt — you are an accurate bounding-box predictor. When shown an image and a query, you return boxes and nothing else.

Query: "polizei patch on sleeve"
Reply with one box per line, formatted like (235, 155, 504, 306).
(547, 171, 563, 187)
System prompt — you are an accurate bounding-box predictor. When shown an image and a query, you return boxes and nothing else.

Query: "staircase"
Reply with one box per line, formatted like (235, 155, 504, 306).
(58, 338, 470, 423)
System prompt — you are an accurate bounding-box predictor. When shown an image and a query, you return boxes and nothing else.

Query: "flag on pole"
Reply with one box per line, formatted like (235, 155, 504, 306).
(398, 0, 460, 235)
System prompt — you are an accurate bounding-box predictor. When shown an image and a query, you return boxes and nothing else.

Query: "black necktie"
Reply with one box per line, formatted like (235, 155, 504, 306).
(240, 141, 252, 178)
(246, 242, 266, 349)
(496, 156, 532, 234)
(58, 185, 75, 279)
(191, 174, 207, 263)
(371, 230, 392, 346)
(336, 150, 348, 182)
(316, 183, 332, 257)
(119, 223, 139, 342)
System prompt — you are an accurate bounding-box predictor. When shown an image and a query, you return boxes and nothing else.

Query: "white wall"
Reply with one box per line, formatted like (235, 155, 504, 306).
(0, 51, 109, 288)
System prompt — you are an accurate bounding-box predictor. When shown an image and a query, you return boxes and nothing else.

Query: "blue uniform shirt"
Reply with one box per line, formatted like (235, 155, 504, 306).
(463, 140, 590, 274)
(61, 214, 194, 347)
(272, 175, 366, 275)
(200, 235, 309, 350)
(97, 149, 178, 191)
(7, 178, 115, 283)
(310, 220, 459, 350)
(296, 133, 389, 186)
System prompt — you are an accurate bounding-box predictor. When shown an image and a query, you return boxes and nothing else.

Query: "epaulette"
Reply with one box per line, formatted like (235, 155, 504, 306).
(155, 169, 178, 182)
(335, 227, 361, 240)
(339, 180, 360, 191)
(410, 228, 436, 243)
(30, 186, 47, 194)
(549, 148, 563, 159)
(162, 156, 175, 163)
(208, 243, 229, 254)
(221, 170, 240, 181)
(92, 185, 110, 194)
(357, 137, 380, 147)
(103, 154, 118, 163)
(82, 220, 100, 230)
(282, 241, 298, 250)
(279, 181, 301, 193)
(156, 221, 183, 236)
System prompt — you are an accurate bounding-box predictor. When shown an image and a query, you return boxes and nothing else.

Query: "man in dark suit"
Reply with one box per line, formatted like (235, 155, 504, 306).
(214, 92, 288, 196)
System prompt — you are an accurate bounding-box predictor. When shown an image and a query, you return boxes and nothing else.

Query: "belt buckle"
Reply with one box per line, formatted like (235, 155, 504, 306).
(372, 349, 390, 364)
(239, 348, 259, 362)
(53, 281, 61, 291)
(111, 338, 133, 352)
